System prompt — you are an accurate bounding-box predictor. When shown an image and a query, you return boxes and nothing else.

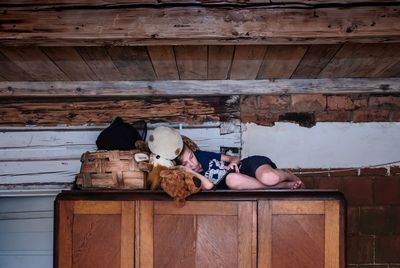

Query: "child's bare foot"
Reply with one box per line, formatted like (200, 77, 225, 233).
(291, 180, 305, 189)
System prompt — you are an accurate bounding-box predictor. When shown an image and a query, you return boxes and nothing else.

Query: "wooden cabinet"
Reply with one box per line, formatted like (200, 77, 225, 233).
(55, 191, 345, 268)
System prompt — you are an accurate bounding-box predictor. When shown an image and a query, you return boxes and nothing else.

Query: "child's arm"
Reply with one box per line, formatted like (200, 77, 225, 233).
(179, 166, 215, 190)
(221, 154, 240, 172)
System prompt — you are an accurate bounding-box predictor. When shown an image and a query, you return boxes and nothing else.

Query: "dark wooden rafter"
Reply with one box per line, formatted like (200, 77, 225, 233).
(1, 78, 399, 97)
(0, 96, 240, 126)
(0, 1, 399, 46)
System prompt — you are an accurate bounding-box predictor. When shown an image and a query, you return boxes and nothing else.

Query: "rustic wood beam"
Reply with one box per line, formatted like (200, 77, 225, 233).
(1, 78, 399, 97)
(0, 5, 399, 45)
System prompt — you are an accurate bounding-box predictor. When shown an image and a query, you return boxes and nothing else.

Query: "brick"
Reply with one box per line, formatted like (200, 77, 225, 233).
(391, 166, 400, 175)
(387, 206, 400, 234)
(353, 109, 391, 122)
(240, 96, 258, 112)
(329, 169, 359, 177)
(353, 96, 368, 108)
(360, 168, 389, 176)
(359, 265, 389, 268)
(391, 111, 400, 121)
(291, 94, 326, 112)
(360, 265, 389, 268)
(315, 111, 352, 122)
(376, 235, 400, 262)
(315, 177, 342, 190)
(347, 206, 360, 235)
(359, 206, 390, 235)
(258, 95, 290, 110)
(342, 177, 374, 205)
(369, 96, 400, 109)
(255, 111, 281, 126)
(240, 112, 258, 123)
(374, 176, 400, 205)
(293, 168, 330, 177)
(327, 95, 355, 110)
(347, 236, 374, 264)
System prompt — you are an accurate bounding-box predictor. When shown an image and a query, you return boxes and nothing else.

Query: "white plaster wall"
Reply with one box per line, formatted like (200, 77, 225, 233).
(242, 122, 400, 168)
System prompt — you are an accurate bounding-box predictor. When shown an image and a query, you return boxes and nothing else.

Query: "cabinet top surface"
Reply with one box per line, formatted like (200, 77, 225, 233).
(56, 189, 345, 202)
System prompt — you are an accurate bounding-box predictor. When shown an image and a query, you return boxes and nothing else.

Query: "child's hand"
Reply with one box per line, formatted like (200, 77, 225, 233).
(224, 162, 240, 173)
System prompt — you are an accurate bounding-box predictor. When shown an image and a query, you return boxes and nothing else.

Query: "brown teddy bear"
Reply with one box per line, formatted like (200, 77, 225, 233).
(160, 167, 202, 206)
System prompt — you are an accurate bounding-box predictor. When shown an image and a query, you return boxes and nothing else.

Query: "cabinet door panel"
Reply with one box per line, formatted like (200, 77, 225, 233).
(73, 214, 121, 268)
(271, 214, 325, 268)
(138, 201, 256, 268)
(57, 201, 135, 268)
(258, 200, 341, 268)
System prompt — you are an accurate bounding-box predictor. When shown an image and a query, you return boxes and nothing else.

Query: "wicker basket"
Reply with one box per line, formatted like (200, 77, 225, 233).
(76, 150, 146, 189)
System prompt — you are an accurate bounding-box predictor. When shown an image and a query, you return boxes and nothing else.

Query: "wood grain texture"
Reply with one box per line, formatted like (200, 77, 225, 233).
(257, 200, 272, 268)
(76, 47, 124, 81)
(271, 214, 325, 268)
(154, 201, 238, 215)
(325, 200, 340, 268)
(0, 96, 239, 126)
(319, 43, 400, 78)
(137, 200, 153, 268)
(230, 45, 267, 79)
(0, 47, 68, 81)
(72, 214, 121, 268)
(257, 45, 307, 79)
(238, 202, 254, 268)
(0, 51, 32, 81)
(154, 215, 196, 267)
(1, 6, 399, 45)
(106, 47, 156, 80)
(147, 46, 179, 80)
(272, 200, 325, 214)
(121, 201, 135, 268)
(41, 47, 98, 80)
(3, 78, 399, 97)
(175, 46, 207, 79)
(208, 45, 235, 80)
(196, 215, 238, 268)
(57, 200, 74, 268)
(291, 44, 342, 79)
(73, 201, 122, 214)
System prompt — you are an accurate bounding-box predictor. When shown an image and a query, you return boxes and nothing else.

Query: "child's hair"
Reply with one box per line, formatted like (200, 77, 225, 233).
(176, 144, 190, 165)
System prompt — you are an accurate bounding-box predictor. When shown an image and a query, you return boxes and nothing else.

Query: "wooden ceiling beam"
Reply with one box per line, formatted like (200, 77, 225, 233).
(1, 78, 399, 97)
(0, 4, 399, 45)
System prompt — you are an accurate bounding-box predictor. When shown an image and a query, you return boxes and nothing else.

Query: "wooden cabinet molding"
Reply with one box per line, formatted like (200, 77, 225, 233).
(54, 190, 345, 268)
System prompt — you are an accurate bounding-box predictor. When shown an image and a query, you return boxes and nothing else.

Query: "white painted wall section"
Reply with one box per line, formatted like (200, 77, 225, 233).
(242, 122, 400, 168)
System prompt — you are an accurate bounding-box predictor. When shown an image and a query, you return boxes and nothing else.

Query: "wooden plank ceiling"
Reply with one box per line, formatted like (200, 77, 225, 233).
(0, 44, 400, 81)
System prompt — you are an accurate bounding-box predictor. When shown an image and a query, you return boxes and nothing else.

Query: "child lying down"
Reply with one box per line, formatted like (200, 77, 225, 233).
(176, 144, 304, 190)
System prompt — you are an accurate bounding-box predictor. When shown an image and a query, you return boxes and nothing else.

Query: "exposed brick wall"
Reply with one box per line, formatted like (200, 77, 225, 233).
(293, 166, 400, 267)
(241, 94, 400, 127)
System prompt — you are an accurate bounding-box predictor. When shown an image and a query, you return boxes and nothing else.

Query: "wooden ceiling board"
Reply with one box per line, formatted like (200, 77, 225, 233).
(76, 47, 124, 81)
(318, 43, 400, 78)
(174, 46, 207, 80)
(291, 45, 342, 79)
(0, 51, 33, 81)
(106, 47, 156, 80)
(230, 46, 267, 80)
(41, 47, 99, 80)
(1, 6, 399, 46)
(207, 46, 235, 80)
(0, 47, 68, 81)
(257, 45, 307, 79)
(147, 46, 179, 80)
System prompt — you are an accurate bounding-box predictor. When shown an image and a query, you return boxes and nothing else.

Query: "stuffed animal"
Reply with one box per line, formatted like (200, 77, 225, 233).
(160, 167, 202, 206)
(135, 126, 183, 190)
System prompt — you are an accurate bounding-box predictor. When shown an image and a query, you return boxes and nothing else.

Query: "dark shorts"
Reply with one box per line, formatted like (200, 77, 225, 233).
(216, 156, 277, 190)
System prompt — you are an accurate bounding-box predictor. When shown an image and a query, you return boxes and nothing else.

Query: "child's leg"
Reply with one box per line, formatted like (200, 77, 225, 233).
(225, 172, 302, 190)
(255, 164, 304, 188)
